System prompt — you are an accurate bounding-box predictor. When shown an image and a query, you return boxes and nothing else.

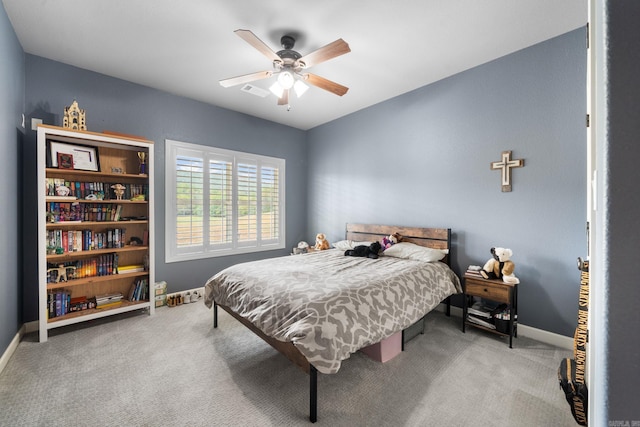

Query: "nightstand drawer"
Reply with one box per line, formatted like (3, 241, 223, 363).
(465, 281, 510, 303)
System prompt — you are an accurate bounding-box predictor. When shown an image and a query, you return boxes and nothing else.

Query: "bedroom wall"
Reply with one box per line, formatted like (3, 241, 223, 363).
(0, 4, 24, 353)
(21, 55, 307, 323)
(597, 0, 640, 422)
(306, 28, 587, 338)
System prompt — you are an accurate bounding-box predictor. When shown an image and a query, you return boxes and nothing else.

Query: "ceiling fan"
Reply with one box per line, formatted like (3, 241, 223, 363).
(219, 29, 351, 106)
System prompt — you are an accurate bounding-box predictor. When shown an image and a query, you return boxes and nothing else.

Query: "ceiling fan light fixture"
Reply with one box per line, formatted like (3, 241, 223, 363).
(277, 71, 295, 89)
(293, 79, 309, 98)
(269, 81, 284, 98)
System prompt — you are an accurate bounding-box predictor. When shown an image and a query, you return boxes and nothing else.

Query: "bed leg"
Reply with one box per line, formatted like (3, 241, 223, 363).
(401, 330, 405, 351)
(309, 365, 318, 423)
(446, 296, 451, 317)
(213, 301, 218, 328)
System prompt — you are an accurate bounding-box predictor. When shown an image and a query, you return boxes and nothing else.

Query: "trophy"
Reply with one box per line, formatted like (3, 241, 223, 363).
(138, 151, 147, 174)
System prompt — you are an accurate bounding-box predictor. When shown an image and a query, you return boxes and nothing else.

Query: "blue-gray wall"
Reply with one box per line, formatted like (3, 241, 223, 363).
(307, 28, 587, 337)
(21, 55, 308, 322)
(0, 3, 24, 354)
(595, 0, 640, 422)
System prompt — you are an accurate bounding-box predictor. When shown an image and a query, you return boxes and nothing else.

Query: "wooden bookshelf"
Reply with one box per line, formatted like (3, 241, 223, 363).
(37, 125, 155, 342)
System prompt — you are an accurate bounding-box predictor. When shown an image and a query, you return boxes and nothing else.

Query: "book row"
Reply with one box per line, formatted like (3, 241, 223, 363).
(46, 288, 147, 319)
(47, 202, 124, 223)
(46, 253, 119, 283)
(47, 291, 97, 318)
(47, 228, 127, 254)
(47, 178, 148, 201)
(128, 278, 149, 302)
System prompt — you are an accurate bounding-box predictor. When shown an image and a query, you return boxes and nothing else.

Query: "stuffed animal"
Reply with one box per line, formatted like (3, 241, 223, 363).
(293, 241, 309, 255)
(381, 232, 403, 250)
(314, 233, 330, 250)
(344, 241, 382, 259)
(480, 247, 520, 284)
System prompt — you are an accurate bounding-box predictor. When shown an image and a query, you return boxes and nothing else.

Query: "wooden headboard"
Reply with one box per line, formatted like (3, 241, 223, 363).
(345, 223, 452, 265)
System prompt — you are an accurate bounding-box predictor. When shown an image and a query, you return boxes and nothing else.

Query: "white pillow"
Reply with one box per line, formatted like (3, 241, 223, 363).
(332, 240, 374, 251)
(383, 242, 448, 262)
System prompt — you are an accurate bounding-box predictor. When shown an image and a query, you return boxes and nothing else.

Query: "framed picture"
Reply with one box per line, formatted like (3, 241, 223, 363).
(57, 153, 74, 169)
(48, 140, 100, 171)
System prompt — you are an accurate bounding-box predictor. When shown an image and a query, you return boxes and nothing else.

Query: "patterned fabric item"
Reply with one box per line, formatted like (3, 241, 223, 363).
(204, 249, 461, 374)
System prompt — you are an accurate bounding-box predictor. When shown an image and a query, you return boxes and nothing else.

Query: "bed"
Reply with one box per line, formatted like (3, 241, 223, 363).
(203, 223, 461, 422)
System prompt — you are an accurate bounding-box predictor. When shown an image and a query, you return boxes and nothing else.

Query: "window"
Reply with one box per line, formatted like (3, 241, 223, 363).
(166, 139, 285, 262)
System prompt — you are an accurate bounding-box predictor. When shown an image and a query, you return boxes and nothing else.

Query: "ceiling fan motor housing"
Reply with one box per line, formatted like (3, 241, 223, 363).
(277, 35, 302, 65)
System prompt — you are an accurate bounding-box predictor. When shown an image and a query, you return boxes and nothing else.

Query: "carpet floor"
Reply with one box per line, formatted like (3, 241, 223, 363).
(0, 301, 576, 426)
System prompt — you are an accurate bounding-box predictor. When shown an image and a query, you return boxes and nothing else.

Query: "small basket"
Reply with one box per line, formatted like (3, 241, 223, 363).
(494, 318, 512, 334)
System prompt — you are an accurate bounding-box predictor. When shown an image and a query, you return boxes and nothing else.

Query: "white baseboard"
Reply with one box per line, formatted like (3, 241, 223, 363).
(0, 325, 24, 375)
(24, 321, 38, 334)
(437, 303, 574, 351)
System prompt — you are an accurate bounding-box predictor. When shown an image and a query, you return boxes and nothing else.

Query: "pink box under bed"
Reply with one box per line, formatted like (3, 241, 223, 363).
(359, 331, 402, 362)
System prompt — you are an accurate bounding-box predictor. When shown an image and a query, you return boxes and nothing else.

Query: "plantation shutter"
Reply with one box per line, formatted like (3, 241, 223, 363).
(175, 154, 204, 250)
(237, 161, 258, 245)
(261, 164, 280, 243)
(208, 158, 233, 247)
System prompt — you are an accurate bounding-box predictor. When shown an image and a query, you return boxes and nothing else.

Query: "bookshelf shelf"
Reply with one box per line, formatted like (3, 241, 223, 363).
(46, 271, 149, 291)
(37, 125, 155, 342)
(46, 220, 148, 229)
(46, 198, 148, 204)
(46, 167, 148, 180)
(46, 245, 148, 262)
(47, 300, 151, 327)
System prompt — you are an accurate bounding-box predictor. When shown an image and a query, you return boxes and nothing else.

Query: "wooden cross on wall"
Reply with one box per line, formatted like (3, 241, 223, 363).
(491, 151, 524, 192)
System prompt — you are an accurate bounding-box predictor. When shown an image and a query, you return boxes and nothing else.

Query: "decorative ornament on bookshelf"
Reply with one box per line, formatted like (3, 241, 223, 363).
(111, 183, 126, 200)
(55, 185, 71, 197)
(47, 264, 76, 283)
(62, 100, 87, 131)
(137, 151, 147, 175)
(57, 153, 74, 169)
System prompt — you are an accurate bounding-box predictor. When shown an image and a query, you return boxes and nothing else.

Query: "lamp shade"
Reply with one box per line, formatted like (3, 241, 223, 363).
(269, 82, 284, 98)
(293, 80, 309, 97)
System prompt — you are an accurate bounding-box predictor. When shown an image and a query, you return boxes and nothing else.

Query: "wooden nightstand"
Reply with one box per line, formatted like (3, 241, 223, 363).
(462, 274, 518, 348)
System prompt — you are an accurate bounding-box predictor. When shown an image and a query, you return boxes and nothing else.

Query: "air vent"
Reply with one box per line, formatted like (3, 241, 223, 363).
(241, 84, 270, 98)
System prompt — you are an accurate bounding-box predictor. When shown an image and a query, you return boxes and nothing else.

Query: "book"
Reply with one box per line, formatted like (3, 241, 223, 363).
(467, 315, 496, 329)
(468, 306, 491, 318)
(96, 301, 123, 309)
(95, 293, 123, 306)
(118, 265, 145, 273)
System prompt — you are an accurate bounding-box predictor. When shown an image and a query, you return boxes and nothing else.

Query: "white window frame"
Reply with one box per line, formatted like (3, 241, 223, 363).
(165, 139, 285, 263)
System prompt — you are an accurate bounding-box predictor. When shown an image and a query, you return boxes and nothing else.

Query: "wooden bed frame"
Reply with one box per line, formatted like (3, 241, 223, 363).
(212, 223, 453, 422)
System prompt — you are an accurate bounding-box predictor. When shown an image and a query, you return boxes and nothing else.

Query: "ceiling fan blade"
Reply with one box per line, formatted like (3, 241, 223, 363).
(219, 70, 273, 88)
(234, 29, 281, 63)
(277, 89, 289, 105)
(297, 39, 351, 68)
(303, 73, 349, 96)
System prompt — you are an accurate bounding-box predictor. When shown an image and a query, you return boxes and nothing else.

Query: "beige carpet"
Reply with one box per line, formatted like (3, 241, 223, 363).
(0, 301, 576, 426)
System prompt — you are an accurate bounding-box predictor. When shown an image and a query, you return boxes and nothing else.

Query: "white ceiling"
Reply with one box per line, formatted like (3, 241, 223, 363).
(3, 0, 586, 130)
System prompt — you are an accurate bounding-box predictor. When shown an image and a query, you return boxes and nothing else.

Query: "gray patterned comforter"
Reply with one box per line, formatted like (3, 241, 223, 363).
(204, 248, 461, 374)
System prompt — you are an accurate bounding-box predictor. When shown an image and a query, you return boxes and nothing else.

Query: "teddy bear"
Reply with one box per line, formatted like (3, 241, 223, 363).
(480, 247, 520, 284)
(381, 232, 403, 250)
(314, 233, 330, 250)
(344, 241, 382, 259)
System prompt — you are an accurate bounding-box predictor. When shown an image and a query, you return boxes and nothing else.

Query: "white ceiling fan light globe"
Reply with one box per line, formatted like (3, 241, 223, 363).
(277, 71, 295, 89)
